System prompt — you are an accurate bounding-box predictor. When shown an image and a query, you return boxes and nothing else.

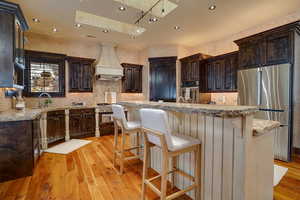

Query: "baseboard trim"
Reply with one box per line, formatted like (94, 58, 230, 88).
(293, 147, 300, 155)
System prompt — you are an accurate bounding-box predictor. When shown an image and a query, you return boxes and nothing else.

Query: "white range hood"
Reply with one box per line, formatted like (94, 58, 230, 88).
(95, 44, 123, 81)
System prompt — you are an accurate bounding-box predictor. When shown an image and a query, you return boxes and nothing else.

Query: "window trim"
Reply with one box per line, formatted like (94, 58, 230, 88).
(23, 50, 66, 97)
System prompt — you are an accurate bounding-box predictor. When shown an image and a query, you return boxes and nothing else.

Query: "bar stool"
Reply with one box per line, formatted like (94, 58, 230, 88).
(139, 108, 201, 200)
(112, 104, 142, 174)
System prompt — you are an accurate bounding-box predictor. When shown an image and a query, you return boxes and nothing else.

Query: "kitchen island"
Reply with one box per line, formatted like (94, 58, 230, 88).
(118, 101, 279, 200)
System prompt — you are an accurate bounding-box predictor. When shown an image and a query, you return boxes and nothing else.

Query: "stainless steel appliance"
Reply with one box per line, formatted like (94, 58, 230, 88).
(238, 63, 292, 161)
(180, 81, 200, 103)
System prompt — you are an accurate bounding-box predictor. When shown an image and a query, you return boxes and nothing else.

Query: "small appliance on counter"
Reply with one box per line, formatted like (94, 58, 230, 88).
(181, 81, 200, 103)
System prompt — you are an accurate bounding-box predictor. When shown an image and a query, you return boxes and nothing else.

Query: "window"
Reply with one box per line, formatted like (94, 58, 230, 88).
(24, 50, 66, 97)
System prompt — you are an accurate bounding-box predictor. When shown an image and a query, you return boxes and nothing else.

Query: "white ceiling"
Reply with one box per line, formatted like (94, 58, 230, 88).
(10, 0, 300, 50)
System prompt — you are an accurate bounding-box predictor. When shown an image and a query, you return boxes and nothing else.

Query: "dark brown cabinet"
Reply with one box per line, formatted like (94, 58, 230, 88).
(149, 57, 177, 102)
(180, 53, 210, 85)
(68, 57, 95, 93)
(0, 119, 40, 183)
(235, 22, 298, 69)
(47, 110, 65, 144)
(121, 63, 143, 93)
(0, 1, 28, 89)
(200, 52, 238, 93)
(69, 109, 95, 138)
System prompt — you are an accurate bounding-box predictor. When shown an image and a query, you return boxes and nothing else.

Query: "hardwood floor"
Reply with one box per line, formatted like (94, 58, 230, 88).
(0, 135, 299, 200)
(0, 136, 190, 200)
(274, 155, 300, 200)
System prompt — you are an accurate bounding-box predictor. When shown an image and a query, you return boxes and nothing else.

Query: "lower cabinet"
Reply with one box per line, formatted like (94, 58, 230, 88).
(47, 110, 65, 144)
(69, 109, 95, 138)
(0, 119, 40, 183)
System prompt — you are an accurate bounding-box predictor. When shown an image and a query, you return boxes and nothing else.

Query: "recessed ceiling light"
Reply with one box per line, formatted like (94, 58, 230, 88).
(174, 26, 180, 30)
(32, 18, 40, 23)
(103, 29, 109, 33)
(149, 17, 158, 23)
(52, 28, 58, 32)
(209, 5, 216, 10)
(75, 23, 82, 28)
(118, 5, 126, 11)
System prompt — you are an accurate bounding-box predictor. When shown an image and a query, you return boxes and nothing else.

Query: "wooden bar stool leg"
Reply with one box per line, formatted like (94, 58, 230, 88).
(137, 132, 140, 157)
(171, 156, 177, 189)
(120, 131, 126, 174)
(141, 141, 150, 200)
(194, 145, 201, 200)
(113, 121, 118, 168)
(161, 153, 169, 200)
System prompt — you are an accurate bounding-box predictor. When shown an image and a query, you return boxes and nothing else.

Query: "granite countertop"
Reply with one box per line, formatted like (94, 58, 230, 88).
(118, 101, 258, 117)
(252, 119, 281, 136)
(0, 105, 113, 122)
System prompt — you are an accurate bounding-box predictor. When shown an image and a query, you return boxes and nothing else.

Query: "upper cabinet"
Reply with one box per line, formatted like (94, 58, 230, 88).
(200, 52, 238, 93)
(235, 21, 298, 69)
(121, 63, 143, 93)
(67, 57, 95, 93)
(0, 1, 29, 89)
(180, 53, 210, 85)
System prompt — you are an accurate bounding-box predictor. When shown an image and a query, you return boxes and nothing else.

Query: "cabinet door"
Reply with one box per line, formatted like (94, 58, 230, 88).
(238, 39, 263, 69)
(82, 112, 95, 136)
(69, 61, 81, 92)
(47, 111, 65, 144)
(214, 59, 225, 91)
(69, 112, 82, 138)
(122, 64, 143, 93)
(81, 63, 93, 92)
(199, 61, 207, 92)
(190, 60, 199, 81)
(206, 62, 215, 92)
(224, 54, 238, 91)
(266, 31, 291, 65)
(0, 121, 33, 182)
(181, 61, 188, 82)
(133, 67, 142, 92)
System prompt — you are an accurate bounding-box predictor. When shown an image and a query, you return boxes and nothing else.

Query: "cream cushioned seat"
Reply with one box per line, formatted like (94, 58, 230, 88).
(139, 108, 200, 152)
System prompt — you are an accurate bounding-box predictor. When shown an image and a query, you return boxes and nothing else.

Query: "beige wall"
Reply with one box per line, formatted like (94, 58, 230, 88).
(0, 89, 13, 112)
(22, 32, 145, 108)
(190, 10, 300, 56)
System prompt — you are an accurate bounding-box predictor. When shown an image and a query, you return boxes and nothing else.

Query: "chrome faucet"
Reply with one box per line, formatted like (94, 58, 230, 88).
(38, 92, 52, 108)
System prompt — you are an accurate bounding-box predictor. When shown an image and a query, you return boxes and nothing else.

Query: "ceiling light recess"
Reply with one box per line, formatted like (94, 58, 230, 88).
(103, 29, 109, 33)
(149, 17, 158, 23)
(113, 0, 177, 18)
(118, 5, 126, 11)
(75, 23, 82, 28)
(32, 18, 40, 23)
(209, 5, 216, 10)
(174, 26, 180, 30)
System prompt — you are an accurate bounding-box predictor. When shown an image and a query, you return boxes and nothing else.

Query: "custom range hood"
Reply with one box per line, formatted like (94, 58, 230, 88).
(95, 44, 123, 80)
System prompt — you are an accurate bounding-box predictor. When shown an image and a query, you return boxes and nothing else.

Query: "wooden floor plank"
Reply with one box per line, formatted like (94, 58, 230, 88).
(0, 136, 299, 200)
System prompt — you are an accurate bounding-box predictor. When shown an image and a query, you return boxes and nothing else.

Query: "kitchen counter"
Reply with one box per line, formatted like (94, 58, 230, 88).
(118, 101, 258, 117)
(0, 105, 112, 122)
(121, 101, 276, 200)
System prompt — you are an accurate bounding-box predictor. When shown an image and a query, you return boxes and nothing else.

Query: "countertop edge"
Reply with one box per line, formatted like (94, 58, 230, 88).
(118, 101, 258, 117)
(252, 119, 281, 136)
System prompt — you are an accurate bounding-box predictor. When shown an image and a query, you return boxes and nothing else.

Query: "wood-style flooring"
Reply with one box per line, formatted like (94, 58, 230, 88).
(0, 135, 299, 200)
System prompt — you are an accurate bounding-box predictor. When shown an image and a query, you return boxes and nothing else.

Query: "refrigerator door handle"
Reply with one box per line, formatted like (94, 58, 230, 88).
(257, 68, 262, 106)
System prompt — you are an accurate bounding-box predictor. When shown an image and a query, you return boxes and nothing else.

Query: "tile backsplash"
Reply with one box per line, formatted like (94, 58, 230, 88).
(211, 92, 238, 105)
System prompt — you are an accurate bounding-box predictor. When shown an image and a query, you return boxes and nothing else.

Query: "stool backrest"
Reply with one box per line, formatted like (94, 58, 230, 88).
(112, 104, 128, 129)
(139, 108, 173, 149)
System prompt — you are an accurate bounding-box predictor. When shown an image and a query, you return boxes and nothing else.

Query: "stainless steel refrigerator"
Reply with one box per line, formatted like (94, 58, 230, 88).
(238, 63, 292, 161)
